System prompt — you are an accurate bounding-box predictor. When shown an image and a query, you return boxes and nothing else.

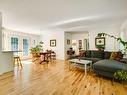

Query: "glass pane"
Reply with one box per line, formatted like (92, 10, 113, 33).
(23, 39, 29, 56)
(11, 37, 18, 51)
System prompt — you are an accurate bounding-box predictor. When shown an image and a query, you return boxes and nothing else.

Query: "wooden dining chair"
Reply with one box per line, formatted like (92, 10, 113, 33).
(51, 51, 56, 62)
(45, 50, 56, 62)
(46, 50, 52, 62)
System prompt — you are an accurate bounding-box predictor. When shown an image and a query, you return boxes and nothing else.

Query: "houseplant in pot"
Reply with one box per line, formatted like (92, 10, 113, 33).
(30, 44, 43, 58)
(114, 70, 127, 84)
(97, 32, 127, 55)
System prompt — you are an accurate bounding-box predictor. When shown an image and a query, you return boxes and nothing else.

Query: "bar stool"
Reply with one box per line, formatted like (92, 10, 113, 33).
(13, 56, 22, 67)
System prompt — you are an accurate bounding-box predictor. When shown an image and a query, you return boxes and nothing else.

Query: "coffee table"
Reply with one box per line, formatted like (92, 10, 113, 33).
(68, 59, 92, 75)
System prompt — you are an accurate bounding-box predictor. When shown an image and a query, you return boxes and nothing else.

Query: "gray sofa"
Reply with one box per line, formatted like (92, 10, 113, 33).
(73, 50, 127, 78)
(93, 59, 127, 78)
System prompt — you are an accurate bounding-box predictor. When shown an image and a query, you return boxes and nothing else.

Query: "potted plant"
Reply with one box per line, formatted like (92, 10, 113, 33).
(114, 70, 127, 84)
(97, 33, 127, 55)
(30, 45, 43, 58)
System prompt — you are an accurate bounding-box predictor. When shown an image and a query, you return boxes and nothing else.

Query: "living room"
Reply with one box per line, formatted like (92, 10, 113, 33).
(0, 0, 127, 95)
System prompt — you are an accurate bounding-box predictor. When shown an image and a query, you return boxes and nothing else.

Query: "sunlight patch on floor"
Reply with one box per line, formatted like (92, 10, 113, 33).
(21, 59, 32, 64)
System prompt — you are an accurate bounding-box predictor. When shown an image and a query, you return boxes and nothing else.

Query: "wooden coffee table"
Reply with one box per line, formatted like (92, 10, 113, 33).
(68, 59, 92, 75)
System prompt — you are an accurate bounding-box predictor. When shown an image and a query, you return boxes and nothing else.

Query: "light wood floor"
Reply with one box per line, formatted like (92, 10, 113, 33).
(0, 60, 127, 95)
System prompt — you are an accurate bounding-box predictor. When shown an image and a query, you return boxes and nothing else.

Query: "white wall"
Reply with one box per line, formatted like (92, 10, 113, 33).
(40, 30, 65, 60)
(121, 20, 127, 41)
(2, 28, 40, 59)
(64, 32, 89, 59)
(0, 13, 13, 75)
(89, 27, 121, 51)
(120, 20, 127, 57)
(64, 32, 72, 59)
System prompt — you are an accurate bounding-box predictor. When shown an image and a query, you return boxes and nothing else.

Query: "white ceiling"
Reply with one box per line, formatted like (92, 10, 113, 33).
(0, 0, 127, 34)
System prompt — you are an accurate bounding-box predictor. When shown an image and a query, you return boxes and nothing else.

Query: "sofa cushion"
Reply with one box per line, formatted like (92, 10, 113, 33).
(80, 57, 102, 63)
(104, 51, 111, 59)
(85, 50, 91, 57)
(80, 57, 89, 60)
(91, 50, 104, 58)
(87, 58, 103, 63)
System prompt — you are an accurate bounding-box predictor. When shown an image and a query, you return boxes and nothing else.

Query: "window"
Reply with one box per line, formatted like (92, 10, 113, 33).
(11, 37, 18, 51)
(23, 39, 29, 56)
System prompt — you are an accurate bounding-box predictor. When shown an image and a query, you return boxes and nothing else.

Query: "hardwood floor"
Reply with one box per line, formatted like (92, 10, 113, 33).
(0, 60, 127, 95)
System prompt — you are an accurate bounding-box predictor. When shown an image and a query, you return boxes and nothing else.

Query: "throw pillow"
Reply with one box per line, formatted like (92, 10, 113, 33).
(79, 50, 86, 57)
(110, 52, 117, 60)
(110, 52, 123, 61)
(114, 52, 123, 61)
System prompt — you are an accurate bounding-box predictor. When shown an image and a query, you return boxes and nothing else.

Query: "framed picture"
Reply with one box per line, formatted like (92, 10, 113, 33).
(95, 37, 105, 46)
(67, 39, 70, 45)
(79, 40, 82, 50)
(50, 39, 56, 47)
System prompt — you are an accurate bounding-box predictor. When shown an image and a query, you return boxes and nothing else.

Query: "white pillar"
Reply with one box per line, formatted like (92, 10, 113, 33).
(0, 13, 14, 75)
